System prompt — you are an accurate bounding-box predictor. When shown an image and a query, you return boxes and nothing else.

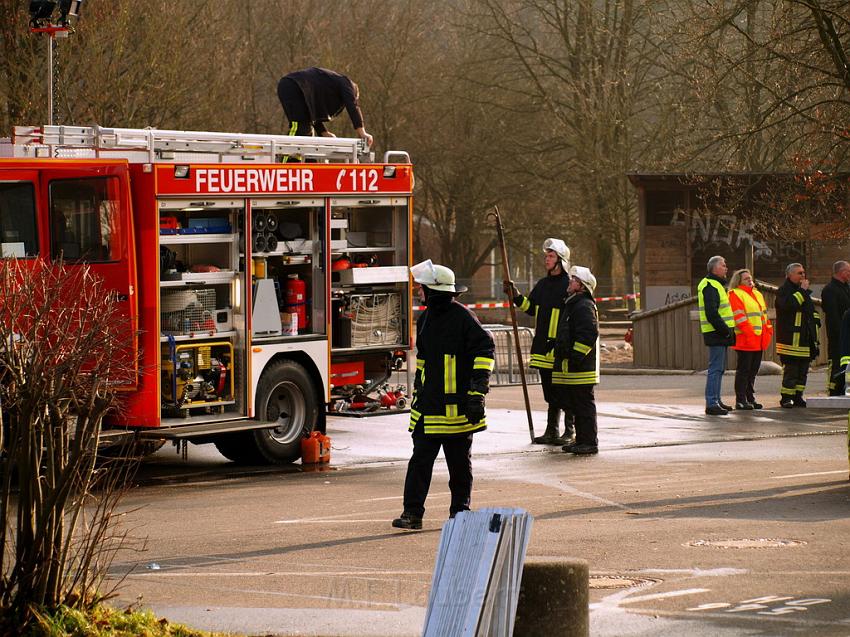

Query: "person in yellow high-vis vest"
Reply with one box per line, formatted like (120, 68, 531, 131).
(697, 256, 736, 415)
(775, 262, 820, 408)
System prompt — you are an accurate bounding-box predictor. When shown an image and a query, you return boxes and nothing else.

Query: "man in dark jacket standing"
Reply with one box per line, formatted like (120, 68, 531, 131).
(553, 266, 600, 455)
(697, 255, 736, 415)
(504, 238, 573, 445)
(277, 67, 373, 147)
(392, 260, 495, 530)
(820, 260, 850, 395)
(775, 262, 820, 407)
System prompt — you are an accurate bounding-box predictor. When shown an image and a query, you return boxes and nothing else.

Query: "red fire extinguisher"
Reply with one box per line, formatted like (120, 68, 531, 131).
(284, 274, 308, 331)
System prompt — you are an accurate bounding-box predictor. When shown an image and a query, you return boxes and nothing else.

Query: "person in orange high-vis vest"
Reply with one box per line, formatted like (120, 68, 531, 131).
(728, 269, 773, 410)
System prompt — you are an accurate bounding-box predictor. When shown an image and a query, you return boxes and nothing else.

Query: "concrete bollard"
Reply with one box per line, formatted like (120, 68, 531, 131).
(513, 557, 589, 637)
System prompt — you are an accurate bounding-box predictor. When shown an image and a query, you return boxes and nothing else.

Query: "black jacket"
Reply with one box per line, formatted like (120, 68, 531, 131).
(513, 271, 570, 369)
(820, 277, 850, 357)
(699, 274, 735, 347)
(282, 67, 364, 132)
(410, 293, 495, 436)
(552, 291, 600, 386)
(775, 279, 820, 359)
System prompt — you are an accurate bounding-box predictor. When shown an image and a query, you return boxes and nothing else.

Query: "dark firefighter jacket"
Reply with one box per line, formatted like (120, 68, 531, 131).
(552, 290, 600, 386)
(775, 279, 820, 359)
(512, 271, 570, 369)
(282, 67, 364, 132)
(409, 293, 495, 435)
(820, 277, 850, 357)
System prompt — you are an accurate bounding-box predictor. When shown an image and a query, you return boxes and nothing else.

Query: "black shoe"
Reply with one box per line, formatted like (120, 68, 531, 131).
(570, 444, 599, 455)
(561, 442, 577, 453)
(750, 401, 763, 409)
(792, 397, 807, 407)
(718, 401, 734, 411)
(555, 430, 576, 446)
(391, 512, 422, 530)
(780, 398, 794, 408)
(705, 405, 729, 416)
(532, 432, 561, 445)
(735, 401, 754, 410)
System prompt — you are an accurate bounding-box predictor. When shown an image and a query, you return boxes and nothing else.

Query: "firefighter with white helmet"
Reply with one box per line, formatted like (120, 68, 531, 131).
(392, 260, 495, 530)
(553, 265, 600, 455)
(503, 238, 574, 445)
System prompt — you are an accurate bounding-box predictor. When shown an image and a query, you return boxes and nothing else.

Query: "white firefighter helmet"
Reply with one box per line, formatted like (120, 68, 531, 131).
(569, 265, 597, 295)
(410, 259, 467, 293)
(542, 238, 570, 271)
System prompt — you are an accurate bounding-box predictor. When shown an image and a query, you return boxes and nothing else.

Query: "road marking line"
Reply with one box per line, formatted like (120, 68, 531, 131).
(618, 588, 711, 605)
(771, 470, 847, 479)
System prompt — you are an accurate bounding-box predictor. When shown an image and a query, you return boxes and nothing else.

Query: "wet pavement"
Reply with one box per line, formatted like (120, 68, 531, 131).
(111, 373, 850, 636)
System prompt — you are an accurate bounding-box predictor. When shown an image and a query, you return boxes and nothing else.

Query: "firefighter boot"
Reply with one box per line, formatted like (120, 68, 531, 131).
(556, 410, 576, 445)
(533, 405, 562, 445)
(391, 512, 423, 530)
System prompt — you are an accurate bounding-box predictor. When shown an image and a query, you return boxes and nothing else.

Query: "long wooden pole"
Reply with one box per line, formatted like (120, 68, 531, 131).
(488, 206, 535, 443)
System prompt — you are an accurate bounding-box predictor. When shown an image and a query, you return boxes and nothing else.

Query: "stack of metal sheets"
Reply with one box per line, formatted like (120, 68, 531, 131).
(423, 508, 533, 636)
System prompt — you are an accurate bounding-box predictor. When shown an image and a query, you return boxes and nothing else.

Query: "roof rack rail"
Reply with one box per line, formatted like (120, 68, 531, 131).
(9, 125, 371, 164)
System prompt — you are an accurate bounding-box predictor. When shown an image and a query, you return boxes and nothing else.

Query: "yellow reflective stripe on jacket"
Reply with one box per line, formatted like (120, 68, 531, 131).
(444, 355, 456, 394)
(446, 404, 459, 419)
(794, 312, 802, 327)
(552, 370, 600, 385)
(841, 356, 850, 366)
(416, 358, 425, 371)
(548, 308, 560, 339)
(573, 342, 592, 355)
(793, 291, 805, 305)
(529, 352, 555, 368)
(423, 421, 486, 434)
(473, 356, 495, 371)
(776, 343, 810, 357)
(518, 296, 531, 312)
(697, 277, 735, 333)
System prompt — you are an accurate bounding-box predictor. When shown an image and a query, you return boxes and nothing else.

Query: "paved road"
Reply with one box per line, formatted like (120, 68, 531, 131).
(108, 373, 850, 636)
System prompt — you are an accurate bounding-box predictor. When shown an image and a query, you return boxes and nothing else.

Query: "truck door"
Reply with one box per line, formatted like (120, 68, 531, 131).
(0, 170, 40, 260)
(42, 167, 139, 385)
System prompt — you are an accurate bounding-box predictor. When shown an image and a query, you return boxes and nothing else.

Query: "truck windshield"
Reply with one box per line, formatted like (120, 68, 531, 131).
(0, 181, 38, 258)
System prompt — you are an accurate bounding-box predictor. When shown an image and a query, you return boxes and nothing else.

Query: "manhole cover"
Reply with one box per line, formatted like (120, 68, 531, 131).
(686, 538, 806, 549)
(589, 575, 661, 589)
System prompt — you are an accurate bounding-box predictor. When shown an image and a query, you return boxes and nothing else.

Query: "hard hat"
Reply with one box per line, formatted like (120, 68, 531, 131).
(569, 265, 597, 295)
(542, 238, 570, 271)
(410, 259, 467, 293)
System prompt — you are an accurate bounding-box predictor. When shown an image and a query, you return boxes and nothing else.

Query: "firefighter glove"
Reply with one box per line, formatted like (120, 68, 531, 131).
(810, 344, 820, 361)
(503, 280, 519, 298)
(466, 394, 485, 424)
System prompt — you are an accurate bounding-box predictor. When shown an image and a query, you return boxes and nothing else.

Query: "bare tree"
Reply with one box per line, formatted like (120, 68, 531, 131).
(0, 260, 139, 631)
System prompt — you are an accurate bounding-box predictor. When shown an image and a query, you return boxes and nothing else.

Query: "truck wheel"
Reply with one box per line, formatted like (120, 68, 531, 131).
(250, 360, 318, 464)
(213, 432, 263, 464)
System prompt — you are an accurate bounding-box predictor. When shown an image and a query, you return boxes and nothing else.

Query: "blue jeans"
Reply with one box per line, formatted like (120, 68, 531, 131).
(705, 346, 727, 407)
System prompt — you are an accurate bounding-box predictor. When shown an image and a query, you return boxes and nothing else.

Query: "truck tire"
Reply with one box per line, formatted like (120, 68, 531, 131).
(213, 432, 263, 464)
(249, 360, 318, 464)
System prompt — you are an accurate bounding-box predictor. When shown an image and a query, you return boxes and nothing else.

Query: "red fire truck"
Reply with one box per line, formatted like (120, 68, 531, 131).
(0, 125, 414, 463)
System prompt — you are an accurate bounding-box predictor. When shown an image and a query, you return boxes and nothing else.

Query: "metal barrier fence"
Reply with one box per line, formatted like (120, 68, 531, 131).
(483, 324, 541, 386)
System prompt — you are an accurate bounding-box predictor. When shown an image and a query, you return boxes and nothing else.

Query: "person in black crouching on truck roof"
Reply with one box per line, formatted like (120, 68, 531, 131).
(553, 266, 600, 455)
(392, 260, 495, 531)
(276, 67, 374, 148)
(503, 238, 574, 446)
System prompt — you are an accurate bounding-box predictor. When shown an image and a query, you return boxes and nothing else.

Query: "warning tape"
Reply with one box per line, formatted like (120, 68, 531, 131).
(413, 293, 640, 311)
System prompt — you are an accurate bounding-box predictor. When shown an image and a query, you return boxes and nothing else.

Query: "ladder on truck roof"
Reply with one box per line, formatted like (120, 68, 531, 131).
(7, 125, 372, 164)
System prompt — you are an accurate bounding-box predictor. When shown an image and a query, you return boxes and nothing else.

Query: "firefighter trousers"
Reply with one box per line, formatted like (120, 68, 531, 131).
(560, 385, 598, 447)
(780, 355, 810, 399)
(827, 353, 845, 397)
(540, 369, 574, 424)
(402, 427, 473, 519)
